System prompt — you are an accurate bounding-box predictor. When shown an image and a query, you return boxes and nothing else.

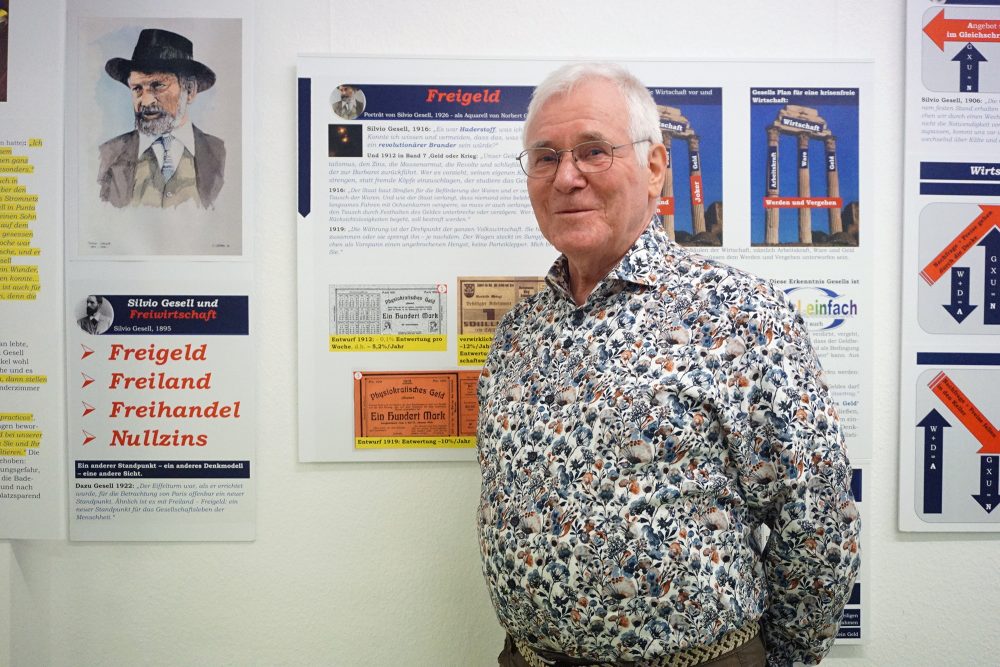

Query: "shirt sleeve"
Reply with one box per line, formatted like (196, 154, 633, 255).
(720, 286, 860, 666)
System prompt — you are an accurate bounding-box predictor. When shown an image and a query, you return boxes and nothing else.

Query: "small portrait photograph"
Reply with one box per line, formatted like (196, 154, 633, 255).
(77, 295, 114, 335)
(331, 84, 365, 120)
(0, 0, 9, 102)
(75, 17, 243, 256)
(328, 124, 363, 158)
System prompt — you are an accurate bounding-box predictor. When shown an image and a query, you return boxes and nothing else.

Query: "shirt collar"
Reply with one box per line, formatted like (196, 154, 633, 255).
(544, 217, 680, 303)
(136, 122, 197, 158)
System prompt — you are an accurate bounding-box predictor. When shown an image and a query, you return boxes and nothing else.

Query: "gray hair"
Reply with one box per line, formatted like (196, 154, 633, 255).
(524, 62, 662, 164)
(178, 74, 198, 96)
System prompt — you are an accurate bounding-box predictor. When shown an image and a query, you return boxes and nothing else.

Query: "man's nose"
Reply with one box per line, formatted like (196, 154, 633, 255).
(551, 153, 586, 191)
(138, 88, 157, 105)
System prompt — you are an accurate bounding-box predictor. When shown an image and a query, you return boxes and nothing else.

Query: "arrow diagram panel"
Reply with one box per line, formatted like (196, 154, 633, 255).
(901, 1, 1000, 532)
(918, 202, 1000, 333)
(922, 6, 1000, 93)
(914, 367, 1000, 523)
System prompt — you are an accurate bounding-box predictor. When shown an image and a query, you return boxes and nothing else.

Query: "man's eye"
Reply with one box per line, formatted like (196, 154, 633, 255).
(532, 152, 557, 166)
(580, 144, 610, 159)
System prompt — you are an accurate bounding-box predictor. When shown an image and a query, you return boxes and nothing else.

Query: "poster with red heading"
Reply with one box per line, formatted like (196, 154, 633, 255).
(67, 288, 254, 541)
(65, 0, 255, 541)
(298, 53, 871, 641)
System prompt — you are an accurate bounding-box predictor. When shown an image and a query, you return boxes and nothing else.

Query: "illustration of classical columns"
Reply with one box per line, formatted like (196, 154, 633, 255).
(688, 135, 706, 235)
(660, 142, 675, 238)
(825, 136, 843, 235)
(797, 133, 812, 244)
(766, 105, 838, 245)
(658, 104, 710, 241)
(765, 127, 780, 245)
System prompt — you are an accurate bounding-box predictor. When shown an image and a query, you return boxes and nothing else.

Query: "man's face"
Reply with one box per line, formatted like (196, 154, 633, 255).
(524, 78, 664, 274)
(128, 71, 194, 136)
(86, 296, 99, 316)
(338, 85, 355, 103)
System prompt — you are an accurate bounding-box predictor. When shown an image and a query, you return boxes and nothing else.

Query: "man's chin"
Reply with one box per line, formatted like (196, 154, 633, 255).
(547, 229, 611, 254)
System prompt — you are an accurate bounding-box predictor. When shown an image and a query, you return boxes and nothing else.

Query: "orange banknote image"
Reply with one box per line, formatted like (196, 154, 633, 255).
(353, 370, 479, 438)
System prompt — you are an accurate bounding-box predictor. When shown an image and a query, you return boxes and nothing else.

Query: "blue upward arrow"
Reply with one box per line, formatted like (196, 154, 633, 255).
(974, 455, 1000, 513)
(979, 227, 1000, 325)
(918, 409, 951, 514)
(954, 43, 987, 93)
(944, 266, 977, 323)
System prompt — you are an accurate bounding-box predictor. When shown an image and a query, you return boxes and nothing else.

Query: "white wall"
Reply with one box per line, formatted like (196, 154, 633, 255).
(6, 1, 999, 665)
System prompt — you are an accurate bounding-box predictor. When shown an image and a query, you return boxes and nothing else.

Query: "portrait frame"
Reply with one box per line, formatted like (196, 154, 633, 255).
(67, 15, 245, 258)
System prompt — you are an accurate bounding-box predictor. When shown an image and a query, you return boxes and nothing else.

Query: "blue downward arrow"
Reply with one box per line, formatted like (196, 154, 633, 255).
(979, 227, 1000, 325)
(918, 409, 951, 514)
(944, 266, 977, 323)
(974, 455, 1000, 513)
(954, 43, 987, 93)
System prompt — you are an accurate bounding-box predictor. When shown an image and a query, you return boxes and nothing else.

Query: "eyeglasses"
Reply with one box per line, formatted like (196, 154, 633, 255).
(516, 139, 650, 178)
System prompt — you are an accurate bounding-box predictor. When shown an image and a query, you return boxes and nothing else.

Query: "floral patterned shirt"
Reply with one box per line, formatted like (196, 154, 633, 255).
(477, 220, 860, 666)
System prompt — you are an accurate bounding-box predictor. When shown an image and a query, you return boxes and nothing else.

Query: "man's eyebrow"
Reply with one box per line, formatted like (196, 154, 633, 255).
(128, 73, 174, 85)
(527, 131, 611, 149)
(576, 130, 610, 143)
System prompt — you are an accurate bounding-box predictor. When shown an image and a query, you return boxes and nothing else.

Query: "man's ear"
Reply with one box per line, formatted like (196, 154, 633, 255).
(186, 80, 199, 104)
(646, 142, 667, 199)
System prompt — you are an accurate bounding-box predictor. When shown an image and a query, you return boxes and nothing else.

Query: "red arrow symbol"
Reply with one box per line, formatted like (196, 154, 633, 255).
(924, 10, 1000, 51)
(929, 372, 1000, 453)
(80, 344, 94, 359)
(920, 206, 1000, 285)
(82, 430, 95, 446)
(82, 402, 95, 417)
(81, 373, 94, 388)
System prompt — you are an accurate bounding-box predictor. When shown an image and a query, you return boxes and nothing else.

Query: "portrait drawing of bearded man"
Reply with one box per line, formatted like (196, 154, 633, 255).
(97, 28, 225, 209)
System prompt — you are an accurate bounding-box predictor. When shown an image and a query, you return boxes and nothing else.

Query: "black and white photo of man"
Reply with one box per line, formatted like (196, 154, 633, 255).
(77, 295, 113, 335)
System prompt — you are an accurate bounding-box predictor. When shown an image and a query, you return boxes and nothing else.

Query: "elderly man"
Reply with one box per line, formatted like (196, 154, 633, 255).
(477, 63, 859, 667)
(333, 84, 364, 120)
(98, 28, 225, 208)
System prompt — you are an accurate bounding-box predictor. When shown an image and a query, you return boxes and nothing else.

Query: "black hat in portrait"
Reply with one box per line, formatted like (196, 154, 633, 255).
(105, 28, 216, 92)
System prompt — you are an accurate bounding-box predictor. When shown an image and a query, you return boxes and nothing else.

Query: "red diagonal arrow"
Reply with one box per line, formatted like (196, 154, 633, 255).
(82, 430, 95, 446)
(929, 372, 1000, 453)
(920, 206, 1000, 285)
(924, 10, 1000, 51)
(80, 344, 94, 359)
(82, 402, 95, 417)
(81, 373, 94, 388)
